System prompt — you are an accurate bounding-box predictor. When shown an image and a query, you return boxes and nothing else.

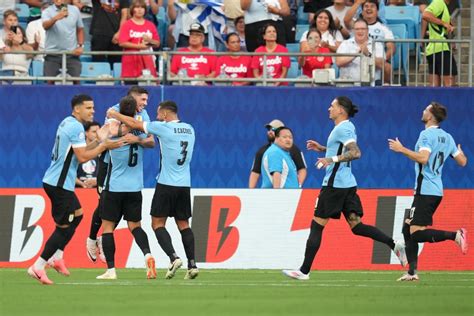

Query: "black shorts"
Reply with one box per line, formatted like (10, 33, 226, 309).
(426, 51, 458, 76)
(407, 195, 442, 226)
(314, 186, 363, 220)
(100, 191, 143, 223)
(43, 183, 81, 225)
(150, 183, 192, 220)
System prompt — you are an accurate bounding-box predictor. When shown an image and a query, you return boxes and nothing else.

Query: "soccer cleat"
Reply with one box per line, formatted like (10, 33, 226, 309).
(165, 258, 183, 279)
(146, 256, 157, 279)
(184, 268, 199, 280)
(455, 228, 468, 255)
(28, 266, 53, 285)
(86, 237, 98, 263)
(282, 269, 310, 280)
(396, 273, 419, 282)
(48, 258, 70, 276)
(97, 236, 106, 263)
(393, 240, 408, 267)
(96, 269, 117, 280)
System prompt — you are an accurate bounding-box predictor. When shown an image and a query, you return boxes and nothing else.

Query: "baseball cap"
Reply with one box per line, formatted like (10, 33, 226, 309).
(189, 22, 205, 34)
(265, 119, 285, 129)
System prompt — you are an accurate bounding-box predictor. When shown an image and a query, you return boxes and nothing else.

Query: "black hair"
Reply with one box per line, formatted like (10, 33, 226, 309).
(158, 100, 178, 114)
(429, 101, 447, 123)
(274, 126, 293, 137)
(311, 9, 338, 37)
(259, 23, 277, 46)
(226, 32, 240, 44)
(71, 94, 93, 109)
(306, 27, 322, 39)
(336, 96, 359, 118)
(119, 96, 137, 117)
(363, 0, 379, 11)
(127, 86, 149, 96)
(234, 16, 244, 26)
(84, 121, 100, 131)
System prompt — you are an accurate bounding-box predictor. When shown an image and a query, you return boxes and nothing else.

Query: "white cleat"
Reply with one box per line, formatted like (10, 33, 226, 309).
(393, 240, 408, 267)
(86, 238, 98, 263)
(282, 269, 310, 281)
(455, 228, 468, 255)
(165, 258, 183, 279)
(184, 268, 199, 280)
(97, 236, 106, 263)
(396, 273, 419, 282)
(96, 269, 117, 280)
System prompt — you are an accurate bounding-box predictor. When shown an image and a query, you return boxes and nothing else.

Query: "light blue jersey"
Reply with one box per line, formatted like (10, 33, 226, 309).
(43, 116, 86, 191)
(261, 144, 298, 188)
(414, 126, 459, 196)
(144, 120, 195, 187)
(322, 120, 358, 188)
(106, 143, 144, 192)
(110, 104, 151, 137)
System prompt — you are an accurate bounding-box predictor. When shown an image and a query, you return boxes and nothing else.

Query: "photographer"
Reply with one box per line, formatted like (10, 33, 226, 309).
(42, 0, 84, 84)
(0, 9, 19, 48)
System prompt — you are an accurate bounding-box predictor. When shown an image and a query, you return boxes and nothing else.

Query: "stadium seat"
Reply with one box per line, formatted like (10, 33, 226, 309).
(388, 23, 409, 82)
(31, 60, 44, 84)
(112, 62, 122, 84)
(80, 62, 112, 84)
(386, 6, 420, 50)
(286, 43, 300, 61)
(15, 3, 30, 23)
(297, 6, 309, 25)
(295, 24, 309, 43)
(287, 61, 301, 81)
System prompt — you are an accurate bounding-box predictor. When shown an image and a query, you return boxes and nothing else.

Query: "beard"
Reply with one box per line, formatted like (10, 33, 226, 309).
(267, 135, 275, 143)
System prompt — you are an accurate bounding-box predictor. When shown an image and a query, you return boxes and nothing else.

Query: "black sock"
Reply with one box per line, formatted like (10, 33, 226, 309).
(102, 232, 115, 269)
(131, 227, 151, 256)
(40, 226, 69, 261)
(300, 221, 324, 275)
(411, 229, 456, 243)
(89, 207, 102, 240)
(352, 223, 395, 249)
(403, 224, 418, 275)
(180, 228, 196, 269)
(58, 215, 83, 251)
(154, 227, 178, 262)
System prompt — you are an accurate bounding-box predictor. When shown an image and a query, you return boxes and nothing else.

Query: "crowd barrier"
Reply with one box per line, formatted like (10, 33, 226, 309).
(0, 188, 472, 270)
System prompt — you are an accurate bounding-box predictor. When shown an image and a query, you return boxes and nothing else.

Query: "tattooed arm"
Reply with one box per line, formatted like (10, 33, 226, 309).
(316, 141, 362, 168)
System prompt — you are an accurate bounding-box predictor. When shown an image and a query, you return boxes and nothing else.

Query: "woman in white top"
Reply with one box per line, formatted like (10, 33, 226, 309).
(0, 25, 33, 80)
(299, 9, 343, 53)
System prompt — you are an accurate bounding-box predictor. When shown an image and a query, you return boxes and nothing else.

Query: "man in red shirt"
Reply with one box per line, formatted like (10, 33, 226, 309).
(170, 23, 217, 82)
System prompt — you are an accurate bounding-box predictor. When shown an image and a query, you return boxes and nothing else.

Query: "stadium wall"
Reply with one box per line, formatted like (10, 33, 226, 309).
(0, 188, 472, 270)
(0, 86, 473, 188)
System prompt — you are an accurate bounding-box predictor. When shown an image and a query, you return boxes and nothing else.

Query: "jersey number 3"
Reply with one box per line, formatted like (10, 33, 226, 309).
(177, 141, 188, 165)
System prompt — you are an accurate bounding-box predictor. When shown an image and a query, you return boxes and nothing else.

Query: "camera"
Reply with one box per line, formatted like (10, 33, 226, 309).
(10, 25, 17, 33)
(59, 3, 68, 11)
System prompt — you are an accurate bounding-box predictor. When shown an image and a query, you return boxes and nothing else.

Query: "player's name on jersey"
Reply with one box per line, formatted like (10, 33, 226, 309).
(174, 127, 193, 134)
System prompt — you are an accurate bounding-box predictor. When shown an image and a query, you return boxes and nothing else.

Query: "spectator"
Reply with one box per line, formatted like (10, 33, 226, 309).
(344, 0, 386, 25)
(422, 0, 457, 87)
(345, 0, 394, 83)
(170, 22, 217, 83)
(42, 0, 84, 84)
(144, 0, 161, 27)
(298, 28, 332, 77)
(282, 0, 297, 43)
(336, 18, 384, 84)
(89, 0, 129, 65)
(240, 0, 290, 52)
(215, 32, 252, 85)
(326, 0, 350, 39)
(0, 25, 34, 82)
(0, 9, 19, 46)
(249, 119, 307, 188)
(302, 0, 332, 24)
(234, 16, 247, 51)
(251, 23, 290, 86)
(76, 121, 101, 189)
(26, 3, 48, 61)
(0, 0, 15, 25)
(299, 9, 343, 53)
(118, 0, 160, 84)
(261, 127, 299, 189)
(223, 0, 244, 34)
(72, 0, 93, 42)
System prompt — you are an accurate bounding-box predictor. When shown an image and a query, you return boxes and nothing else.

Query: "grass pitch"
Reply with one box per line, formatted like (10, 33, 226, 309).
(1, 269, 473, 316)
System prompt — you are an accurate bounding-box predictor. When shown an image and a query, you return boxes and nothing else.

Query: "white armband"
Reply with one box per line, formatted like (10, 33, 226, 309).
(332, 155, 339, 163)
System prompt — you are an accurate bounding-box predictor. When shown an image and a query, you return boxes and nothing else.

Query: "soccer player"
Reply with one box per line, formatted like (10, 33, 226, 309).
(107, 100, 199, 280)
(96, 96, 157, 280)
(283, 96, 407, 280)
(28, 94, 124, 285)
(86, 86, 155, 263)
(388, 102, 468, 281)
(261, 127, 299, 189)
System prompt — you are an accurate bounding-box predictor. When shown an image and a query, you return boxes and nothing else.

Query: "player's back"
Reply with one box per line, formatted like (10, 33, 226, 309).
(106, 143, 144, 192)
(145, 120, 195, 187)
(415, 127, 457, 196)
(43, 116, 86, 191)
